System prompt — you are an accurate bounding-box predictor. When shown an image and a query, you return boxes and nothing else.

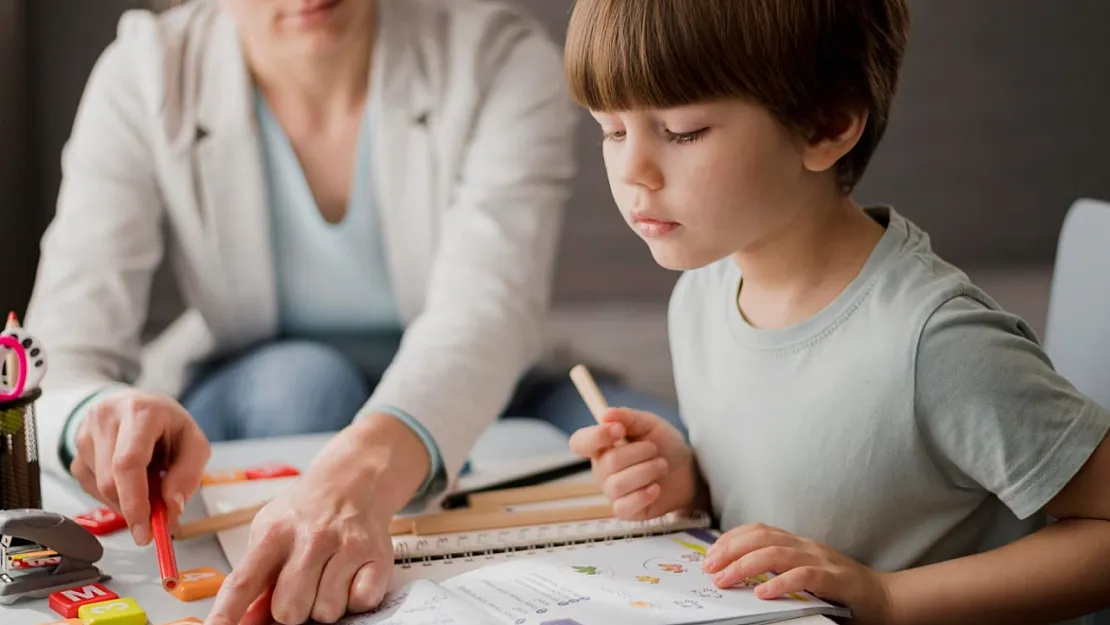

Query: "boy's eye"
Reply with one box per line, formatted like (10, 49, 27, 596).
(666, 128, 709, 144)
(601, 129, 627, 142)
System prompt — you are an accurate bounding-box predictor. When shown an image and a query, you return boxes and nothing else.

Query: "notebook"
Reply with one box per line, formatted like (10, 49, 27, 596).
(329, 530, 851, 624)
(197, 474, 714, 589)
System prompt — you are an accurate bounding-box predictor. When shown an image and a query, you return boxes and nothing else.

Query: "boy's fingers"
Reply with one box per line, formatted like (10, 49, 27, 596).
(603, 457, 669, 501)
(601, 408, 659, 439)
(597, 440, 660, 477)
(569, 423, 624, 458)
(612, 483, 661, 520)
(754, 566, 836, 602)
(712, 545, 815, 589)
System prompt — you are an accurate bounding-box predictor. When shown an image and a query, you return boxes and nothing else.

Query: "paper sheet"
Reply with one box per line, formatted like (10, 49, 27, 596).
(435, 533, 847, 625)
(328, 579, 499, 625)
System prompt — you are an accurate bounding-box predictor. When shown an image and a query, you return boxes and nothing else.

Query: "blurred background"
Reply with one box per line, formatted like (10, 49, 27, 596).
(1, 0, 1109, 399)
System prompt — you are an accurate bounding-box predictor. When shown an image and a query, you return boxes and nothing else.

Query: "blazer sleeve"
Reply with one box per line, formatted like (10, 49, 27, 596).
(23, 20, 164, 479)
(362, 15, 579, 491)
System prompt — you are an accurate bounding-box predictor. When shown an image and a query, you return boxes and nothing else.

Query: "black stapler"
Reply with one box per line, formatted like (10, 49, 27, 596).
(0, 508, 110, 603)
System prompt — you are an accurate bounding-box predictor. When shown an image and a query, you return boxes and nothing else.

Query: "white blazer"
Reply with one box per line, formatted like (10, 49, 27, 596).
(24, 0, 578, 484)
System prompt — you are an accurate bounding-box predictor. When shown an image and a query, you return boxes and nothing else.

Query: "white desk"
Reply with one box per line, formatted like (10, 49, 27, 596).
(7, 420, 832, 625)
(6, 419, 577, 625)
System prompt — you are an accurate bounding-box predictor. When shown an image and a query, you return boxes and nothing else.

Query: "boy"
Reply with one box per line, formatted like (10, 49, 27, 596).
(564, 1, 1110, 623)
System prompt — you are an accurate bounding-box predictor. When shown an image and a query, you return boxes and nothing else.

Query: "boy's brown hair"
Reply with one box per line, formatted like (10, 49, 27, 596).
(565, 0, 910, 192)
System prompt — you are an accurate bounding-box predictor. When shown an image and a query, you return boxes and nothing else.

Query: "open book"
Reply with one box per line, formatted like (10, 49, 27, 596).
(331, 530, 850, 625)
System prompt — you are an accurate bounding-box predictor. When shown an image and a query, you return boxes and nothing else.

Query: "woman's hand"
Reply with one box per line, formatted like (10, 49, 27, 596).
(70, 390, 211, 545)
(204, 412, 431, 625)
(569, 407, 703, 521)
(703, 523, 894, 625)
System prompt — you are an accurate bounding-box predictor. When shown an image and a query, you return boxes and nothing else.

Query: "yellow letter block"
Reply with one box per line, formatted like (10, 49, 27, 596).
(77, 597, 146, 625)
(171, 566, 226, 602)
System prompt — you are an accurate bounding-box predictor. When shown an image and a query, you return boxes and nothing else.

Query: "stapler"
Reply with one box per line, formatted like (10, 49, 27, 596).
(0, 508, 110, 604)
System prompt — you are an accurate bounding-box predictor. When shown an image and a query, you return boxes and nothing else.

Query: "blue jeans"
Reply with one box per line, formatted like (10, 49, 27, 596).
(180, 338, 686, 446)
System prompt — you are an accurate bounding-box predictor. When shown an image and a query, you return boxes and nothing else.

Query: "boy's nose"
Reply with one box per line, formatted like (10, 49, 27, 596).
(619, 139, 664, 191)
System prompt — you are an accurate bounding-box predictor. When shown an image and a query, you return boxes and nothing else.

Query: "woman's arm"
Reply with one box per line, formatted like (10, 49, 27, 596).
(363, 8, 579, 488)
(24, 24, 164, 478)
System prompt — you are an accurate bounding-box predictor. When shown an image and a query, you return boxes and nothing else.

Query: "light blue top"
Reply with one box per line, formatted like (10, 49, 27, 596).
(62, 89, 445, 501)
(255, 90, 400, 335)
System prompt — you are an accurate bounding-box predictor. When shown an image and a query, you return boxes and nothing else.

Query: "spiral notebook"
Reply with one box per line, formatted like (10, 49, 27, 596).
(198, 475, 713, 588)
(330, 530, 850, 625)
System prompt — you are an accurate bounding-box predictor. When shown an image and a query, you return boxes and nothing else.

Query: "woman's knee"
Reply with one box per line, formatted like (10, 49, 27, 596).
(199, 340, 371, 439)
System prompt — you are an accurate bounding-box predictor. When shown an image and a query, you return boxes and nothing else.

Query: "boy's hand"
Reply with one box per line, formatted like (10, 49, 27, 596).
(569, 407, 699, 521)
(703, 523, 894, 625)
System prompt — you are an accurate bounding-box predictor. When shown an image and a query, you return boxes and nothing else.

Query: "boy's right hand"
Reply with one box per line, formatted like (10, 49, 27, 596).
(70, 390, 211, 545)
(569, 408, 699, 521)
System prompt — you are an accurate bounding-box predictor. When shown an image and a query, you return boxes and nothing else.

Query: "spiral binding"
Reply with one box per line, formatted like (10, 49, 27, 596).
(390, 510, 711, 568)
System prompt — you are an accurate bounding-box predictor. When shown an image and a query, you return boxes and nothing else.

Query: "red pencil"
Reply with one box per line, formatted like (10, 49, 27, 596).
(149, 466, 179, 591)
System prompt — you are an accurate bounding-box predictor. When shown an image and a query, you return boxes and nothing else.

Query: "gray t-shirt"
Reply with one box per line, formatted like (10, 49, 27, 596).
(669, 206, 1110, 578)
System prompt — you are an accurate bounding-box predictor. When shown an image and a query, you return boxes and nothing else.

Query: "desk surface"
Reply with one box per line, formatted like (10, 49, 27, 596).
(8, 422, 832, 625)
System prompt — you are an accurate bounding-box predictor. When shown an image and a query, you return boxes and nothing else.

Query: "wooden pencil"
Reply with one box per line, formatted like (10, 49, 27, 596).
(467, 480, 603, 508)
(169, 500, 491, 539)
(172, 501, 270, 540)
(410, 502, 614, 536)
(569, 364, 609, 422)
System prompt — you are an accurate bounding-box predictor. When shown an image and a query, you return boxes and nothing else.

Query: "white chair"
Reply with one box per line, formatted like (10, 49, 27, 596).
(1042, 197, 1110, 625)
(1044, 198, 1110, 411)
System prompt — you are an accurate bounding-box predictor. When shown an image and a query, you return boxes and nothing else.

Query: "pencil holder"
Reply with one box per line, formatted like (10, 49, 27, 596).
(0, 388, 43, 511)
(0, 321, 47, 511)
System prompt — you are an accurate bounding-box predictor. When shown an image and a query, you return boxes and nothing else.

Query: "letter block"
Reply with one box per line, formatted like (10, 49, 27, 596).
(72, 508, 127, 536)
(77, 597, 146, 625)
(40, 620, 82, 625)
(171, 566, 226, 602)
(244, 463, 300, 480)
(201, 469, 247, 485)
(49, 583, 118, 618)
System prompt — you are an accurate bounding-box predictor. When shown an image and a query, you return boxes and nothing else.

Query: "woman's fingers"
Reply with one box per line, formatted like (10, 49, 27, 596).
(347, 562, 388, 615)
(270, 528, 337, 625)
(240, 585, 275, 625)
(310, 550, 364, 624)
(113, 410, 163, 545)
(89, 415, 122, 514)
(160, 426, 211, 521)
(206, 524, 290, 625)
(70, 457, 103, 505)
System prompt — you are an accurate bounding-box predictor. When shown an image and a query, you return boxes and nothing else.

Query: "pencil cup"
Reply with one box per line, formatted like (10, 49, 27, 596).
(0, 388, 43, 511)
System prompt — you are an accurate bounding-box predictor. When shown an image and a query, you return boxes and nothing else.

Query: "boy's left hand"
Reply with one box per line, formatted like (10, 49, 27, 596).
(703, 523, 894, 625)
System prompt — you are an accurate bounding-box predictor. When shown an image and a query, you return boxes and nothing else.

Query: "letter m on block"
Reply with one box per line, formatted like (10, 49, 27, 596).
(62, 584, 110, 602)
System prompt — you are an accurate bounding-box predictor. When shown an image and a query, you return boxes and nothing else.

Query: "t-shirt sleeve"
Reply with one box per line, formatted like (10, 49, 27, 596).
(914, 295, 1110, 520)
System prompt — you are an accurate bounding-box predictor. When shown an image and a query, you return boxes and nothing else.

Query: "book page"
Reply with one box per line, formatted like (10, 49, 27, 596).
(327, 579, 500, 625)
(438, 532, 848, 625)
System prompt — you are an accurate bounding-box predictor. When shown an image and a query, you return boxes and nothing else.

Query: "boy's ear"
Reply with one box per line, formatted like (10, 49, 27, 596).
(801, 110, 868, 174)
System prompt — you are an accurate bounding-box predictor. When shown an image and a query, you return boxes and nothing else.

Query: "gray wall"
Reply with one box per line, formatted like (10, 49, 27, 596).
(6, 0, 1110, 315)
(521, 0, 1110, 300)
(0, 0, 31, 315)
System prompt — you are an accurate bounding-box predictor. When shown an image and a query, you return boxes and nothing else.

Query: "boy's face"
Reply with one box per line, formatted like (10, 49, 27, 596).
(592, 100, 824, 271)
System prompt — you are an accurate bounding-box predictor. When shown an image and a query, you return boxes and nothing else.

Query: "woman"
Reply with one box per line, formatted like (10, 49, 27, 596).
(24, 0, 682, 623)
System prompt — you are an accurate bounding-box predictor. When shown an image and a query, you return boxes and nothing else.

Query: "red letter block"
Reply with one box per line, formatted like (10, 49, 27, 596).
(73, 508, 127, 536)
(48, 583, 118, 618)
(244, 463, 300, 480)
